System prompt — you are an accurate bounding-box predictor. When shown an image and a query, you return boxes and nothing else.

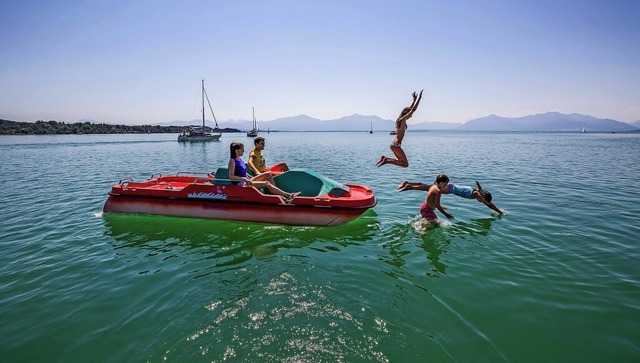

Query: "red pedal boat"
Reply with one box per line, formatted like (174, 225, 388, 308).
(103, 167, 377, 226)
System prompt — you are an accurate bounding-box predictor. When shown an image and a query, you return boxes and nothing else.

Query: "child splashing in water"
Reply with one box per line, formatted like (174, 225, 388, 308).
(376, 90, 423, 167)
(419, 174, 452, 225)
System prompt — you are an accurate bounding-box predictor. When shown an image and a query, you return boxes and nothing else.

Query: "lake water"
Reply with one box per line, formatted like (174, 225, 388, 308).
(1, 131, 639, 362)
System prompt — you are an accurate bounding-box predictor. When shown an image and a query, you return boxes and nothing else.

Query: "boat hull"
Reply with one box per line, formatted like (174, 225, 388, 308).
(103, 195, 370, 226)
(177, 134, 221, 142)
(102, 172, 376, 226)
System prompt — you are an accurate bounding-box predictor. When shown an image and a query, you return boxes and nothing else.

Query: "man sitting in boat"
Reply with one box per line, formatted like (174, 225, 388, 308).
(228, 141, 299, 204)
(247, 136, 289, 176)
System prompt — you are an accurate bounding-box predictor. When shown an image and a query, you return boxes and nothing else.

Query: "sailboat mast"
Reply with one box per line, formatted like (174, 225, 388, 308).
(201, 80, 205, 129)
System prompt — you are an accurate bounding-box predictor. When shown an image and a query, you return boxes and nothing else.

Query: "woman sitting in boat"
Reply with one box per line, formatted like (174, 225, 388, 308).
(228, 141, 299, 203)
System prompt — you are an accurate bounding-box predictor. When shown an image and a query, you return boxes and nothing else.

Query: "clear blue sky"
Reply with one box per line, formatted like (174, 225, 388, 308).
(1, 0, 639, 124)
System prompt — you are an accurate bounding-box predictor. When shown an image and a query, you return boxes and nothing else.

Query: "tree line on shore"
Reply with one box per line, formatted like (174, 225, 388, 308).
(0, 119, 239, 135)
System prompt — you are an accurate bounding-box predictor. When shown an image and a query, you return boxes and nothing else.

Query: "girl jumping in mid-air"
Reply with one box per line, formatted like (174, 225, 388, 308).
(376, 89, 423, 167)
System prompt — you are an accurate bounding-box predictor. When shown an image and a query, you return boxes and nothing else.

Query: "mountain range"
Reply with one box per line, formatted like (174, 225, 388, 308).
(157, 112, 639, 132)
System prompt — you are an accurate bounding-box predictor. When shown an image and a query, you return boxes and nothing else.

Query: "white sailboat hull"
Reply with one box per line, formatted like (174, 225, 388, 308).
(178, 133, 221, 142)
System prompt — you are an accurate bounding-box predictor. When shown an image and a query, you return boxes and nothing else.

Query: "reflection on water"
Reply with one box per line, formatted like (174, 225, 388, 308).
(103, 210, 380, 273)
(379, 215, 501, 278)
(378, 221, 414, 269)
(444, 216, 501, 239)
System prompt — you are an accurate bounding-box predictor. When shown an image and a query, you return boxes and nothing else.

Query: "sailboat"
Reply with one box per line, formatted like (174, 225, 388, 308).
(582, 126, 586, 133)
(178, 80, 222, 142)
(369, 122, 373, 134)
(247, 107, 258, 137)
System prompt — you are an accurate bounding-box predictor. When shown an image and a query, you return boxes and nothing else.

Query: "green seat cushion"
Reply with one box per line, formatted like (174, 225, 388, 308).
(273, 168, 349, 197)
(213, 167, 237, 185)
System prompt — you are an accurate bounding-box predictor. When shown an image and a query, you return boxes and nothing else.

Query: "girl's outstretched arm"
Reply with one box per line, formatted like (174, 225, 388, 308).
(405, 89, 423, 119)
(477, 194, 504, 214)
(485, 201, 504, 214)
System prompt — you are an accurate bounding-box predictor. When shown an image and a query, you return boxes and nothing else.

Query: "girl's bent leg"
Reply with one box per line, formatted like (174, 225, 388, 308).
(389, 145, 409, 167)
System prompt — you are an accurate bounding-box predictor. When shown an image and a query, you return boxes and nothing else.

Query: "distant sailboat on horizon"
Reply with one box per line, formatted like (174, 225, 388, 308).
(582, 126, 586, 133)
(369, 122, 373, 134)
(247, 107, 258, 137)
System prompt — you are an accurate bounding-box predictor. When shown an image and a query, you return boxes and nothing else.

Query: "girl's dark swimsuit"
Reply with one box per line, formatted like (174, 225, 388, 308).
(391, 124, 408, 147)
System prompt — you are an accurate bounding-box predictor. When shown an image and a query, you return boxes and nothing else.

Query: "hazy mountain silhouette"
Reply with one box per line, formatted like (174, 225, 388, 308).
(458, 112, 635, 132)
(158, 112, 637, 132)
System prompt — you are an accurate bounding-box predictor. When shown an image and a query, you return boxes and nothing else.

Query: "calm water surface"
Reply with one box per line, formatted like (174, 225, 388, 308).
(1, 131, 639, 362)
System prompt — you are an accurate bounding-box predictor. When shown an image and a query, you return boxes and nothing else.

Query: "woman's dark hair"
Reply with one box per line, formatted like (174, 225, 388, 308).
(230, 141, 244, 159)
(475, 181, 492, 201)
(479, 190, 492, 202)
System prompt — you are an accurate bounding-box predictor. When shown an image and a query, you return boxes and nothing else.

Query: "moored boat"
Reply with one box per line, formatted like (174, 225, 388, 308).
(178, 80, 222, 142)
(103, 167, 376, 226)
(178, 125, 220, 142)
(247, 107, 258, 137)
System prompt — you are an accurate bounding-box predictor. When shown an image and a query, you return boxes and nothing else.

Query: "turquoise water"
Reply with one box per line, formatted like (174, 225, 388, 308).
(1, 131, 639, 362)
